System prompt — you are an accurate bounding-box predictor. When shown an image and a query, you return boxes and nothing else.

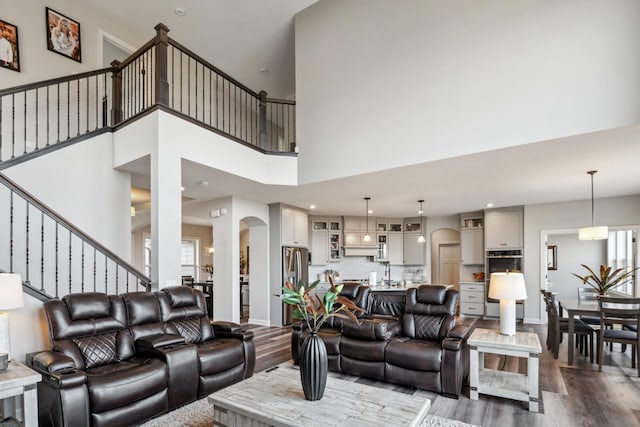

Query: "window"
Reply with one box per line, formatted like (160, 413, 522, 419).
(607, 229, 637, 295)
(143, 236, 200, 280)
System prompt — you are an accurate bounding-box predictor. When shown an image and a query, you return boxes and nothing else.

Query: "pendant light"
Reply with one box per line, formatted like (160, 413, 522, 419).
(417, 200, 426, 243)
(363, 197, 372, 242)
(578, 170, 608, 240)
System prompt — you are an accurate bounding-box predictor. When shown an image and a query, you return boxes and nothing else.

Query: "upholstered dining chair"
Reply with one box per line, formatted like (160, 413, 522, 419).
(544, 291, 595, 361)
(597, 296, 640, 376)
(577, 287, 601, 326)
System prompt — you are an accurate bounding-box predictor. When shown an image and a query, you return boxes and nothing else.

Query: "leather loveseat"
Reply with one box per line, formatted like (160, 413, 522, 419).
(292, 285, 469, 397)
(27, 286, 255, 427)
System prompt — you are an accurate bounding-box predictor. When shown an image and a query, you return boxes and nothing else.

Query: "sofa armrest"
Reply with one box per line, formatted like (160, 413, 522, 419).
(135, 333, 185, 352)
(442, 325, 470, 351)
(212, 321, 254, 341)
(30, 351, 76, 374)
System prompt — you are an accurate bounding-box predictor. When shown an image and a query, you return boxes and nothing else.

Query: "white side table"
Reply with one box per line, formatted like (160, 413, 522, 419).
(468, 327, 542, 412)
(0, 361, 41, 426)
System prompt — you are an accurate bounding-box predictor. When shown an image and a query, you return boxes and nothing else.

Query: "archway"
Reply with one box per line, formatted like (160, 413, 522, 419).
(239, 216, 268, 325)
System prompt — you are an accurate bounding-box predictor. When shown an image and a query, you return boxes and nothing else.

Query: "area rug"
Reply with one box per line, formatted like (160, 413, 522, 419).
(139, 397, 479, 427)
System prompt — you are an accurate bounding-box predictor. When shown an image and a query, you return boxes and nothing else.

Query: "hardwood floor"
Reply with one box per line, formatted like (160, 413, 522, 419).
(244, 319, 640, 427)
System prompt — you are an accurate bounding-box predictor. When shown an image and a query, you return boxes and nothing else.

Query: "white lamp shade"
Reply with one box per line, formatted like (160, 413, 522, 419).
(488, 272, 527, 301)
(0, 273, 24, 310)
(578, 226, 608, 241)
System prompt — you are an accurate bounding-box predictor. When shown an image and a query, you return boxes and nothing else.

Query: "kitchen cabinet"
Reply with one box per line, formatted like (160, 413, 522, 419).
(388, 232, 404, 265)
(310, 217, 342, 264)
(403, 218, 425, 265)
(343, 216, 377, 248)
(461, 228, 484, 265)
(484, 208, 523, 249)
(282, 208, 308, 247)
(460, 282, 485, 317)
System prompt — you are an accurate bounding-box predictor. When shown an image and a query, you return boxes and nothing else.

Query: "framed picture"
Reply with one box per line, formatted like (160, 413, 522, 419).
(46, 7, 81, 63)
(547, 245, 557, 270)
(0, 18, 20, 72)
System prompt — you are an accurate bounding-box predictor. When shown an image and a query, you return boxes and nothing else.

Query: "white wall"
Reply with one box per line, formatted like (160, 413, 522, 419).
(547, 233, 606, 302)
(0, 0, 148, 90)
(295, 0, 640, 184)
(524, 194, 640, 323)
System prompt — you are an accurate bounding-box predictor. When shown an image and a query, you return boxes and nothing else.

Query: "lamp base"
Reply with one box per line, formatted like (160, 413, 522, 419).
(0, 312, 11, 362)
(499, 299, 517, 336)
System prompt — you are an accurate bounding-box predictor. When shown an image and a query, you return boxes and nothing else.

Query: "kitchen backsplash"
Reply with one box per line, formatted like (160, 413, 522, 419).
(308, 257, 426, 283)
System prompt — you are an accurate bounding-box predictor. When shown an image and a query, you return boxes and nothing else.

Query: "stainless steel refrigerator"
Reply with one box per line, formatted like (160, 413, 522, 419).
(282, 246, 308, 325)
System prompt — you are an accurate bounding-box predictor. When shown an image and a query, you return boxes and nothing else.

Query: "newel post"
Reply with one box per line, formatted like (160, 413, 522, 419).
(258, 90, 268, 150)
(110, 60, 123, 125)
(154, 23, 170, 107)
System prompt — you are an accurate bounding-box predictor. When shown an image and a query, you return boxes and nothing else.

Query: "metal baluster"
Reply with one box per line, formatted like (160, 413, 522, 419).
(68, 230, 72, 294)
(85, 76, 89, 133)
(40, 212, 44, 292)
(56, 84, 60, 143)
(141, 68, 146, 110)
(171, 46, 174, 109)
(201, 61, 205, 123)
(76, 78, 80, 138)
(102, 73, 107, 127)
(104, 256, 108, 293)
(35, 88, 39, 150)
(11, 93, 15, 158)
(0, 98, 3, 161)
(81, 241, 85, 293)
(215, 74, 219, 128)
(180, 50, 183, 113)
(115, 263, 119, 295)
(188, 56, 191, 117)
(55, 223, 59, 298)
(194, 61, 198, 119)
(9, 191, 14, 272)
(95, 75, 98, 130)
(23, 91, 27, 154)
(67, 81, 70, 140)
(93, 247, 97, 292)
(25, 201, 29, 283)
(209, 69, 212, 126)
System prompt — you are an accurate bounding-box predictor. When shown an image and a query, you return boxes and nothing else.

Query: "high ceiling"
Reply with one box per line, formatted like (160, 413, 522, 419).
(91, 1, 640, 222)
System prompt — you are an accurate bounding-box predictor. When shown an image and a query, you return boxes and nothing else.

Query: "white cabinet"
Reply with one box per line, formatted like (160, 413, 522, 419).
(343, 216, 376, 248)
(388, 232, 404, 265)
(485, 208, 523, 249)
(403, 218, 425, 265)
(461, 228, 484, 265)
(310, 217, 342, 264)
(460, 282, 485, 317)
(282, 208, 308, 247)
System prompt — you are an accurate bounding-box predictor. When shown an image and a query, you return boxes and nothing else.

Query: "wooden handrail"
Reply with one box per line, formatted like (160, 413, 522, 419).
(0, 68, 113, 97)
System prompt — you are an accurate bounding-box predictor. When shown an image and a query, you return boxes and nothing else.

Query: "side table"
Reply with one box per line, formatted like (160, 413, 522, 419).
(0, 361, 41, 426)
(468, 327, 542, 412)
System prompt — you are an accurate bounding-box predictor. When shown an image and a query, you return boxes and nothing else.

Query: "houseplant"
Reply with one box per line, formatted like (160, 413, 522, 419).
(280, 276, 363, 400)
(572, 264, 638, 295)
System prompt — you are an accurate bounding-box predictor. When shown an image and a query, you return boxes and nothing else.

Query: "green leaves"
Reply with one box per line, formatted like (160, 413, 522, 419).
(572, 264, 638, 295)
(278, 277, 364, 332)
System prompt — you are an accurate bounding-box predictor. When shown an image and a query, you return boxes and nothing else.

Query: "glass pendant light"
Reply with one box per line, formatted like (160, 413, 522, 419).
(363, 197, 371, 242)
(578, 170, 608, 240)
(417, 200, 426, 243)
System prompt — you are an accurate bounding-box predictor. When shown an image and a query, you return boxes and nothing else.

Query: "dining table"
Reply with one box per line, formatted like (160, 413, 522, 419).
(558, 298, 599, 365)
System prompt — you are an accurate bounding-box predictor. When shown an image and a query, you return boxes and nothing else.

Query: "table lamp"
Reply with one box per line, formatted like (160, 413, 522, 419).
(489, 271, 527, 336)
(0, 273, 24, 362)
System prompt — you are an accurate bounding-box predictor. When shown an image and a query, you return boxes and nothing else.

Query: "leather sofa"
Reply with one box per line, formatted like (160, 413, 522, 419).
(292, 285, 470, 397)
(27, 286, 255, 427)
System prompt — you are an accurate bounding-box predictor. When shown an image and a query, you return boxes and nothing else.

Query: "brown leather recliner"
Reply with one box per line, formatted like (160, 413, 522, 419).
(30, 292, 169, 427)
(28, 286, 255, 427)
(385, 286, 469, 397)
(157, 286, 255, 397)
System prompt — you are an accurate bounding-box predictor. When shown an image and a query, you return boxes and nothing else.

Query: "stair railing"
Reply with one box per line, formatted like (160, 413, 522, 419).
(0, 172, 151, 300)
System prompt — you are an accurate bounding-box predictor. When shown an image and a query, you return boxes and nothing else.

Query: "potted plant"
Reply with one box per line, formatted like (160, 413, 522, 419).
(279, 276, 363, 400)
(572, 264, 638, 295)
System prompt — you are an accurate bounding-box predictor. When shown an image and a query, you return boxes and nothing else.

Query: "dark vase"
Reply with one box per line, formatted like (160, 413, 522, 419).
(299, 331, 328, 401)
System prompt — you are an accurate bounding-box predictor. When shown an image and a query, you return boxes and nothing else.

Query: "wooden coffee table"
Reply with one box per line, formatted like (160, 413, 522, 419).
(208, 365, 430, 426)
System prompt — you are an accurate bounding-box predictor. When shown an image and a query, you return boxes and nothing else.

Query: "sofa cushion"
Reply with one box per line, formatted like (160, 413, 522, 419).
(197, 338, 245, 376)
(342, 318, 400, 341)
(172, 318, 202, 344)
(164, 286, 198, 308)
(64, 293, 111, 321)
(86, 357, 167, 413)
(385, 338, 442, 371)
(72, 332, 117, 369)
(340, 336, 388, 362)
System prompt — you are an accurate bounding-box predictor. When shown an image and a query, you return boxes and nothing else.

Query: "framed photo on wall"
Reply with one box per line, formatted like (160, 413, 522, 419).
(547, 245, 557, 270)
(0, 18, 20, 72)
(46, 7, 81, 63)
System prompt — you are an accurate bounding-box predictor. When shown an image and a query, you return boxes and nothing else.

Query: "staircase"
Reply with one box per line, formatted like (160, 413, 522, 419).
(0, 23, 296, 300)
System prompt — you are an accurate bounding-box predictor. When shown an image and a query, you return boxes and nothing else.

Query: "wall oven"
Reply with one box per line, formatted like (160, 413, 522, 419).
(486, 249, 523, 303)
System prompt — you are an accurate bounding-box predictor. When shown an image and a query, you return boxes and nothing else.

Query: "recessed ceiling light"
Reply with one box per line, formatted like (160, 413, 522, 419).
(309, 204, 316, 209)
(260, 68, 269, 74)
(199, 181, 209, 186)
(368, 209, 373, 214)
(181, 186, 185, 191)
(174, 8, 186, 16)
(486, 203, 494, 208)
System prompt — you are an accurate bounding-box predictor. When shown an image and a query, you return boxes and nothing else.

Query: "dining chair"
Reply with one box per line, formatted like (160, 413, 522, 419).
(545, 291, 595, 361)
(597, 296, 640, 376)
(577, 287, 601, 326)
